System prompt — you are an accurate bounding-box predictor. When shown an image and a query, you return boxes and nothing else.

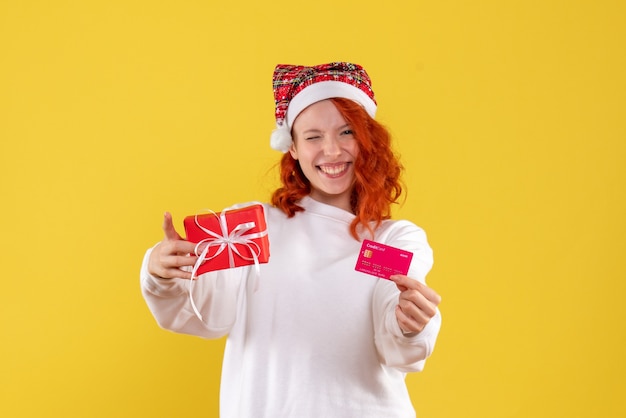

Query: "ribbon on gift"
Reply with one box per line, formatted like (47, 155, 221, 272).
(188, 207, 268, 321)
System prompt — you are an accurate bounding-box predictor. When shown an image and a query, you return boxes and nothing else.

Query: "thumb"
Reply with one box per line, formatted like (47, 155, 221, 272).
(162, 211, 183, 241)
(389, 274, 411, 292)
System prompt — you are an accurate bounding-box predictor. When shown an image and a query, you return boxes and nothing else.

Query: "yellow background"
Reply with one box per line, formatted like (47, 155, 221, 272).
(1, 1, 624, 417)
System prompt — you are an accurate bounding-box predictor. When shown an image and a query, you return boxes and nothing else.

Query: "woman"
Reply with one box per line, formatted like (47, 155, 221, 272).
(141, 62, 442, 418)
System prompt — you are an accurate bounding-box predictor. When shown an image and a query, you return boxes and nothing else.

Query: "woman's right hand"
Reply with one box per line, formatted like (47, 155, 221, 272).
(147, 212, 198, 280)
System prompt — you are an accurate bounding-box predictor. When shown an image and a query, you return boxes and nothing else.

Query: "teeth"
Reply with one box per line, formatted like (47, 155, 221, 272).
(319, 164, 347, 175)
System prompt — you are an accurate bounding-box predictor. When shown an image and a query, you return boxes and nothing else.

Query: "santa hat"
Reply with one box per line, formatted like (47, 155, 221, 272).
(270, 62, 378, 152)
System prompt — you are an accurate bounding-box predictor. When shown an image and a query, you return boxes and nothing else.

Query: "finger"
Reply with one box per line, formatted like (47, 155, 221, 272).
(162, 212, 183, 241)
(390, 275, 442, 306)
(151, 251, 197, 280)
(148, 240, 198, 278)
(156, 267, 194, 281)
(399, 290, 438, 319)
(389, 274, 420, 290)
(164, 239, 198, 256)
(162, 254, 199, 269)
(395, 305, 425, 334)
(388, 274, 410, 292)
(418, 285, 442, 306)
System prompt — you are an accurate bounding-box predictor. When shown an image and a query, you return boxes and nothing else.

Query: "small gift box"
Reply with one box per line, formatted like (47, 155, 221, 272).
(183, 204, 270, 276)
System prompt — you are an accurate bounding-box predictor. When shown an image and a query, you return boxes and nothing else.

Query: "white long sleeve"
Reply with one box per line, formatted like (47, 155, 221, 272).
(140, 247, 246, 339)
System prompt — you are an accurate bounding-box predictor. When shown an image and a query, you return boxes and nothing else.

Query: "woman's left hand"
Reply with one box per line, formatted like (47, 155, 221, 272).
(389, 275, 442, 335)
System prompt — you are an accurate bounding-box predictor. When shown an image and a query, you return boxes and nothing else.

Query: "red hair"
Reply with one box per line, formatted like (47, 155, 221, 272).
(271, 97, 404, 240)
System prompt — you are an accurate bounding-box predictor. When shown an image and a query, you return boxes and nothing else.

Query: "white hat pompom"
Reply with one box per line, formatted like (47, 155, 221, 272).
(270, 123, 292, 153)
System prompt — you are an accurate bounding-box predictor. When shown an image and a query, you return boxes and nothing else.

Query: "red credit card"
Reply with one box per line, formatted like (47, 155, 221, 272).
(355, 239, 413, 280)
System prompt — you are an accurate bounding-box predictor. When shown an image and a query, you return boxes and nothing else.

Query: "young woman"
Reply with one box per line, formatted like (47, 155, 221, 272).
(141, 62, 442, 418)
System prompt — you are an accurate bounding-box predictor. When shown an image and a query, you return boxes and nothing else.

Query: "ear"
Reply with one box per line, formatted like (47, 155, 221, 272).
(288, 141, 298, 160)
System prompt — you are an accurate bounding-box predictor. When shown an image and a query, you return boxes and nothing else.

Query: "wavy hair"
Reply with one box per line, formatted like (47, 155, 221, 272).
(271, 97, 404, 240)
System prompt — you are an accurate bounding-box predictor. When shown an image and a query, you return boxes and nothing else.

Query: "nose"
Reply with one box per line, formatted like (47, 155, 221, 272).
(321, 135, 341, 157)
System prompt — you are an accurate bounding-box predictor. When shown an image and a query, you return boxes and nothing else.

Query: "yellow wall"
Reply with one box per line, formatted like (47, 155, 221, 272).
(1, 1, 624, 417)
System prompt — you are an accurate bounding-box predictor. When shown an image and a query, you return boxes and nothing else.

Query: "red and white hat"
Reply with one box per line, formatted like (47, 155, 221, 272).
(270, 62, 378, 152)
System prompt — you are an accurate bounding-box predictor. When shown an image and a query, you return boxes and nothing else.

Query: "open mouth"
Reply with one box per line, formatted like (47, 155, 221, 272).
(317, 163, 349, 177)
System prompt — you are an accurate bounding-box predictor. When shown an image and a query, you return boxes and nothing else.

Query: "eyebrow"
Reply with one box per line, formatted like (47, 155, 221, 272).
(301, 129, 323, 135)
(301, 124, 351, 135)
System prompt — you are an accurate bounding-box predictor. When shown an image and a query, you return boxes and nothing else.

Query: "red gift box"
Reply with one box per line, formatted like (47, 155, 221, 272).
(183, 204, 270, 276)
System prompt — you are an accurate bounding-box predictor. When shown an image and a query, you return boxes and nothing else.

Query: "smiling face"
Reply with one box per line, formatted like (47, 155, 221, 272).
(289, 99, 359, 212)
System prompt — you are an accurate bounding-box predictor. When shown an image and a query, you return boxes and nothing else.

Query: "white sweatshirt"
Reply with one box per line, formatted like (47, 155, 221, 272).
(140, 197, 441, 418)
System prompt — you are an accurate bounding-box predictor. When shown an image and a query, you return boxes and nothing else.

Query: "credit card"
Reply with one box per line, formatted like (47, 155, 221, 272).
(355, 239, 413, 280)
